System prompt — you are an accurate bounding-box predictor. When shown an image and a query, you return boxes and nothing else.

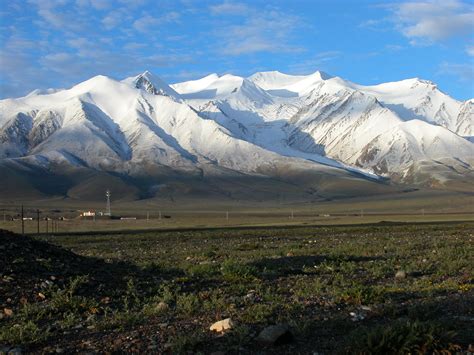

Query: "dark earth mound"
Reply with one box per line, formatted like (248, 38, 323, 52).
(0, 229, 172, 353)
(0, 229, 144, 311)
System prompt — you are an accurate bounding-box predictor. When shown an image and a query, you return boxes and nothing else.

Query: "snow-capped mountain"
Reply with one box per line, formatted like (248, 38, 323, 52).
(0, 70, 472, 201)
(172, 70, 473, 186)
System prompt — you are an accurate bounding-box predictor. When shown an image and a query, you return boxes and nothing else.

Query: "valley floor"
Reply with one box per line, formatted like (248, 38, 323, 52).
(1, 188, 473, 235)
(1, 222, 473, 353)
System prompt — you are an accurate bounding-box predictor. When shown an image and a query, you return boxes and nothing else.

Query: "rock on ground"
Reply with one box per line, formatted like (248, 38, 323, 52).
(256, 324, 293, 346)
(395, 270, 407, 279)
(210, 318, 234, 332)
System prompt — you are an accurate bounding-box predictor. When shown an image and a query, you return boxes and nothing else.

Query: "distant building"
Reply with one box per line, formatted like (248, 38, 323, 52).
(81, 211, 95, 217)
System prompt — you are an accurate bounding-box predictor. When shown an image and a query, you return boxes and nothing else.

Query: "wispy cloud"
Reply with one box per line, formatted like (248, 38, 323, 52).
(209, 1, 250, 15)
(76, 0, 111, 10)
(289, 51, 342, 74)
(133, 12, 180, 33)
(0, 1, 192, 97)
(28, 0, 88, 32)
(0, 30, 49, 97)
(101, 9, 128, 30)
(358, 18, 390, 31)
(466, 45, 474, 56)
(209, 2, 306, 55)
(438, 61, 474, 82)
(385, 44, 405, 52)
(391, 0, 474, 45)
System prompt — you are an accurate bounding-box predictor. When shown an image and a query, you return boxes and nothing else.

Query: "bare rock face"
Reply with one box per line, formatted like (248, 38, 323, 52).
(209, 318, 234, 333)
(256, 324, 293, 346)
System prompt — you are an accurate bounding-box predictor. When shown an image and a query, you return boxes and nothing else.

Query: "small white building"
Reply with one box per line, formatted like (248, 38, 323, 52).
(81, 211, 96, 217)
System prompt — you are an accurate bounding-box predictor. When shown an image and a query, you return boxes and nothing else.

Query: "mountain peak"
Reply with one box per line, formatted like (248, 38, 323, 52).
(310, 70, 332, 81)
(123, 71, 180, 98)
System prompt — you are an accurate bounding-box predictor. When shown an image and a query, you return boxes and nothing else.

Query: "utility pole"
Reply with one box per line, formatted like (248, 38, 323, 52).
(46, 218, 49, 234)
(291, 210, 294, 219)
(21, 205, 24, 235)
(159, 211, 162, 220)
(226, 211, 229, 221)
(105, 190, 111, 216)
(37, 209, 40, 235)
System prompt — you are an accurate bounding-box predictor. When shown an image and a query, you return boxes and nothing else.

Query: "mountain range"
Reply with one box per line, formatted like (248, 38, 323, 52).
(0, 70, 472, 202)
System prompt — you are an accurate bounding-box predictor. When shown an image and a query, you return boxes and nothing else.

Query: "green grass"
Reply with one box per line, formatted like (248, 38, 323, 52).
(345, 320, 461, 354)
(1, 222, 473, 353)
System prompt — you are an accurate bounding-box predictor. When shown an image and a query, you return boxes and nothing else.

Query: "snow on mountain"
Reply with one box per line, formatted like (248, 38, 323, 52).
(171, 73, 274, 108)
(354, 119, 474, 179)
(122, 71, 181, 99)
(247, 71, 472, 137)
(0, 71, 363, 189)
(1, 69, 472, 198)
(286, 89, 404, 161)
(351, 78, 465, 134)
(249, 70, 332, 97)
(455, 99, 474, 139)
(171, 73, 344, 168)
(171, 73, 220, 96)
(174, 70, 473, 186)
(26, 88, 63, 97)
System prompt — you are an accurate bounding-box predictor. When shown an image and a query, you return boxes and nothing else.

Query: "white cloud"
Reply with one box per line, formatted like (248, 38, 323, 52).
(210, 4, 306, 55)
(89, 0, 111, 10)
(358, 18, 388, 30)
(28, 0, 89, 32)
(133, 12, 180, 33)
(438, 61, 474, 82)
(42, 52, 74, 62)
(209, 2, 250, 15)
(385, 44, 404, 52)
(392, 0, 474, 44)
(0, 32, 50, 98)
(117, 0, 148, 8)
(288, 51, 341, 74)
(466, 45, 474, 56)
(102, 10, 125, 30)
(0, 1, 195, 98)
(169, 70, 214, 82)
(76, 0, 111, 10)
(123, 42, 147, 51)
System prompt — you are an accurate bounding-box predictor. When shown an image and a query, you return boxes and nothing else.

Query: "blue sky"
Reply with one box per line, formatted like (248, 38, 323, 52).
(0, 0, 473, 100)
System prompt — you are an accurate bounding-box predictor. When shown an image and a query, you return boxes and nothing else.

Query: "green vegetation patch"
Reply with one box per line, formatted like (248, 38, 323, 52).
(1, 222, 473, 353)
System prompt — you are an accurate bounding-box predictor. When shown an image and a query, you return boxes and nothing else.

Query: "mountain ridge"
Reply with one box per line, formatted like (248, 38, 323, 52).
(1, 69, 472, 202)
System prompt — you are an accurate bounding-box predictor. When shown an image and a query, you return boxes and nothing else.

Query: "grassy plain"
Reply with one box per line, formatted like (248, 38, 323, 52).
(1, 221, 473, 353)
(0, 188, 473, 234)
